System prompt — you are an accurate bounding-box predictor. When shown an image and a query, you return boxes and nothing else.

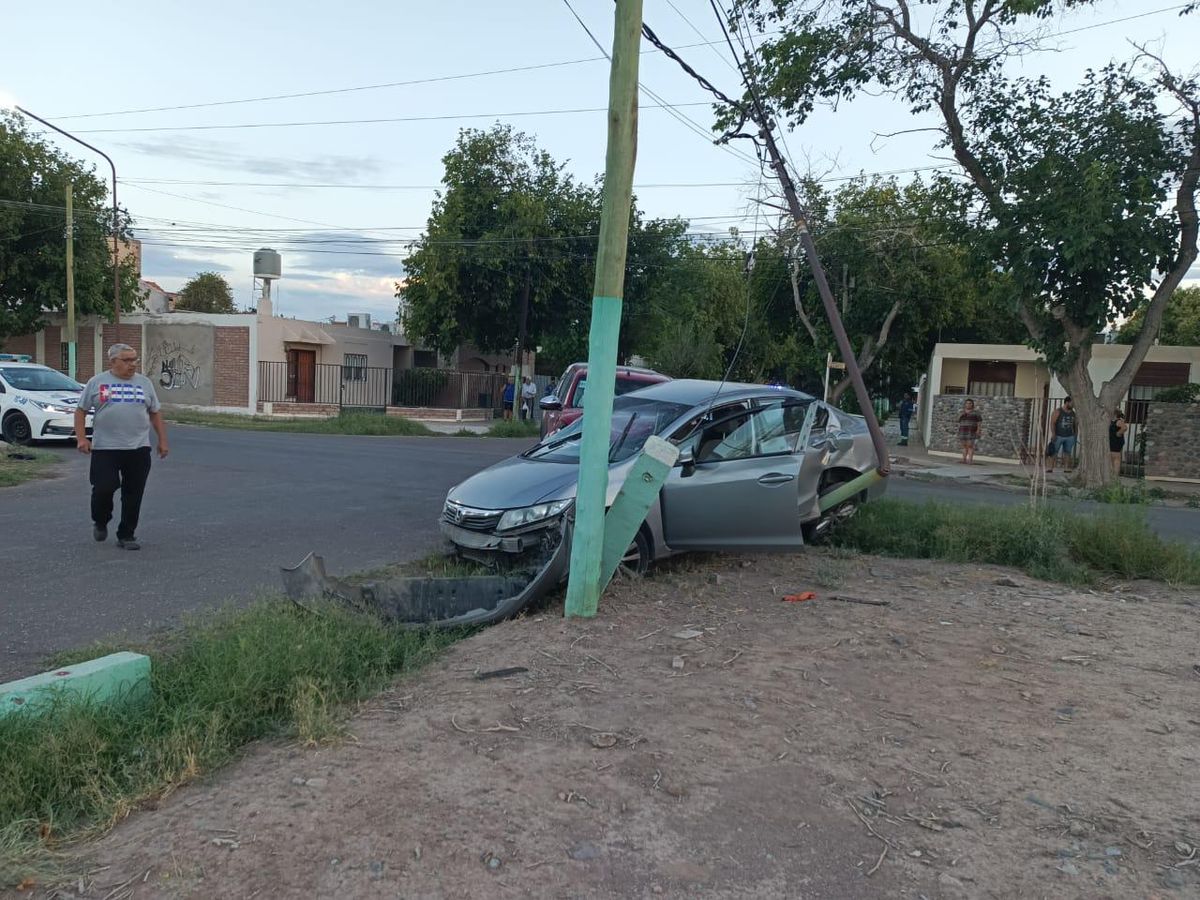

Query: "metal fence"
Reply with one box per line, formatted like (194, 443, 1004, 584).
(258, 361, 547, 414)
(1026, 397, 1145, 477)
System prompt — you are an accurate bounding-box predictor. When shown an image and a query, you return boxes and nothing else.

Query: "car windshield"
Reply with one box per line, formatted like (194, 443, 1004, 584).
(524, 396, 689, 464)
(0, 367, 82, 392)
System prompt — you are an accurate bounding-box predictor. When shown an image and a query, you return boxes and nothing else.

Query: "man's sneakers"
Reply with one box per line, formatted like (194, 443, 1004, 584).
(93, 524, 107, 542)
(117, 537, 141, 551)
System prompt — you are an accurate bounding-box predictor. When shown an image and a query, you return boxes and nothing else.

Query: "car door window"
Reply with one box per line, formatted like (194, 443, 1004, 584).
(669, 402, 750, 446)
(694, 403, 812, 462)
(570, 378, 586, 408)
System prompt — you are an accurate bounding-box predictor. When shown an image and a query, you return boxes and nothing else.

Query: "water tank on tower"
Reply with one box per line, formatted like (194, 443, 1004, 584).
(252, 248, 282, 313)
(253, 248, 282, 279)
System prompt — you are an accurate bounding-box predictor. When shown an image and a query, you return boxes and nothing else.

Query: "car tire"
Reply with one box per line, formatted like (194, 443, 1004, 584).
(617, 528, 652, 577)
(803, 473, 861, 544)
(2, 412, 33, 446)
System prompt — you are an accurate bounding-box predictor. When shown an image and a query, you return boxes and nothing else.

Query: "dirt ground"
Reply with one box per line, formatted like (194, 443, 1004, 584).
(24, 551, 1200, 899)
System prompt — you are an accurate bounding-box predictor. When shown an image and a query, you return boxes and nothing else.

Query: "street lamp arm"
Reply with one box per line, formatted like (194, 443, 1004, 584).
(15, 105, 122, 326)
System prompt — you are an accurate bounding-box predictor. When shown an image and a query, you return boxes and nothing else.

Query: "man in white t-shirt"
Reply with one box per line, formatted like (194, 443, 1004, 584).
(74, 343, 170, 550)
(520, 376, 537, 421)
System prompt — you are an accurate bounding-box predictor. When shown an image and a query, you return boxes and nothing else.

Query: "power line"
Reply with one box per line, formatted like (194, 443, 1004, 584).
(558, 0, 759, 167)
(49, 35, 781, 121)
(71, 102, 713, 135)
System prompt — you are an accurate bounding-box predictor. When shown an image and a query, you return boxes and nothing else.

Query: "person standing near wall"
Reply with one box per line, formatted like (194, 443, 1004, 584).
(73, 344, 170, 551)
(502, 377, 515, 421)
(957, 399, 983, 465)
(1048, 396, 1078, 473)
(898, 392, 916, 447)
(1109, 408, 1128, 477)
(520, 376, 537, 422)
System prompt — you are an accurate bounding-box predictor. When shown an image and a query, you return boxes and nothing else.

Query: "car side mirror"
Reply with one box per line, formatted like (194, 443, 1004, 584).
(539, 395, 562, 411)
(677, 447, 696, 477)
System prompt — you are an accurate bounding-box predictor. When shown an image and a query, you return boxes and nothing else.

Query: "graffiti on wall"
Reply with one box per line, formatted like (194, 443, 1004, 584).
(144, 324, 215, 405)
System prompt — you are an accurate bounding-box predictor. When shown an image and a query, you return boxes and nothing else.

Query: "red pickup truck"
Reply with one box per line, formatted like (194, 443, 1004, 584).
(538, 362, 670, 437)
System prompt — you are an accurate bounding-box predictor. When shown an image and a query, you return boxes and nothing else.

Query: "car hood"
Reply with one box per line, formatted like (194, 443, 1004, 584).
(447, 455, 629, 511)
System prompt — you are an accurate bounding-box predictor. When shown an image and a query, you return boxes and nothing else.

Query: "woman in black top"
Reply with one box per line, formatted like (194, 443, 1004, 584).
(1109, 409, 1128, 476)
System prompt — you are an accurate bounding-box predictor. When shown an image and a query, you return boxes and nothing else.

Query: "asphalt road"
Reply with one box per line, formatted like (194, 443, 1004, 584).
(0, 428, 530, 681)
(2, 429, 1197, 680)
(888, 475, 1200, 544)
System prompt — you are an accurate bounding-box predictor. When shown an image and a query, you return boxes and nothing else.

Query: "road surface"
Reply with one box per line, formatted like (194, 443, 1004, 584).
(2, 429, 1195, 679)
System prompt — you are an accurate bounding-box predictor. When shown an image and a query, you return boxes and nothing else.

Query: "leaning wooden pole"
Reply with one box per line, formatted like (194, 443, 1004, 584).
(565, 0, 644, 618)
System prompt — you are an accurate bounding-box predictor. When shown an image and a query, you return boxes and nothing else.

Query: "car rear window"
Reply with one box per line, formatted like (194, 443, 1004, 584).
(570, 375, 656, 409)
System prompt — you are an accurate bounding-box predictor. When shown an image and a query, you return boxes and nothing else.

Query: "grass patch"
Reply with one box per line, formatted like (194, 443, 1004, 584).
(166, 410, 434, 436)
(0, 448, 60, 488)
(1085, 481, 1166, 506)
(834, 499, 1200, 586)
(486, 419, 541, 438)
(0, 600, 463, 887)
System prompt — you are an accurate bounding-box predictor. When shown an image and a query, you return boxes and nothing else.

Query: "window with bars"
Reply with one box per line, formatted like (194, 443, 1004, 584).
(343, 353, 367, 382)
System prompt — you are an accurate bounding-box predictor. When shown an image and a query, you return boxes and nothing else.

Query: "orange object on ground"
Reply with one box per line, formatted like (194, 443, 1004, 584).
(782, 592, 816, 603)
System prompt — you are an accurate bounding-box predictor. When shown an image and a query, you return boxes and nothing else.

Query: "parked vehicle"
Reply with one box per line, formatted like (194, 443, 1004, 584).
(443, 379, 886, 573)
(0, 363, 93, 444)
(538, 362, 670, 438)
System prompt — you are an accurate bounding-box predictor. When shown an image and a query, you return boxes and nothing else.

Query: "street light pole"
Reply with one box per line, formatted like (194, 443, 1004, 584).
(13, 105, 122, 327)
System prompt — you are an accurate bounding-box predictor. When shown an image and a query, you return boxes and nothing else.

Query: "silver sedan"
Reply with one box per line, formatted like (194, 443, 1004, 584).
(441, 379, 886, 573)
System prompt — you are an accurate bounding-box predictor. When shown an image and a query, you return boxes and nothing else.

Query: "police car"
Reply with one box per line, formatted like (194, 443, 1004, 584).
(0, 357, 93, 444)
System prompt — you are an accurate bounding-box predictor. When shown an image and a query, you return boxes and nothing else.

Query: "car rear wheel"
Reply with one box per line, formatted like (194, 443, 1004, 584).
(803, 473, 861, 544)
(2, 412, 33, 445)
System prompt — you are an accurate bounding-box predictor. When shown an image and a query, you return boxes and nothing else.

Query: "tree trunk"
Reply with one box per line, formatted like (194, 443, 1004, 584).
(1059, 357, 1111, 489)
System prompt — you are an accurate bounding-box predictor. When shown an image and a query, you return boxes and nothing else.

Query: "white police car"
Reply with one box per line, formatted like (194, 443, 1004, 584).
(0, 360, 93, 444)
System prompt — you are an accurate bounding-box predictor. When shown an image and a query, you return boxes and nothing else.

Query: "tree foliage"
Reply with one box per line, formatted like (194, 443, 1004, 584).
(1118, 285, 1200, 346)
(737, 0, 1200, 484)
(176, 271, 236, 314)
(0, 112, 137, 343)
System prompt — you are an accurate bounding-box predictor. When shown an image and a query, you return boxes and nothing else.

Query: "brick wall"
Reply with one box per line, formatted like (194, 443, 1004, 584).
(1144, 402, 1200, 481)
(77, 327, 96, 381)
(2, 333, 36, 359)
(213, 326, 250, 407)
(929, 394, 1031, 459)
(43, 325, 62, 370)
(101, 324, 142, 360)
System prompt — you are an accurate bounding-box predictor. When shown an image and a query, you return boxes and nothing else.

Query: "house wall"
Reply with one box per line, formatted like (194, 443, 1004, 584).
(928, 395, 1030, 459)
(143, 323, 216, 406)
(1144, 402, 1200, 482)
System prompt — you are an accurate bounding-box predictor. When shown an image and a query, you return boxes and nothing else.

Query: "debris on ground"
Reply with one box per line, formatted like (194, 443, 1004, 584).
(38, 551, 1200, 899)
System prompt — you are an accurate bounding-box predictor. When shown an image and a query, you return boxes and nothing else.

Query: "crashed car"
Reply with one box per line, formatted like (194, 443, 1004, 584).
(442, 379, 886, 573)
(0, 363, 93, 444)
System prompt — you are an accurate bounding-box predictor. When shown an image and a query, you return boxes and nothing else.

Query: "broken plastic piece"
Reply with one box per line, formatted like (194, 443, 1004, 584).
(782, 592, 817, 603)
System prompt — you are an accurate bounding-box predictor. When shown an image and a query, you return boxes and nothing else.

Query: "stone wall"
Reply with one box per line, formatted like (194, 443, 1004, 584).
(929, 395, 1031, 459)
(1144, 402, 1200, 481)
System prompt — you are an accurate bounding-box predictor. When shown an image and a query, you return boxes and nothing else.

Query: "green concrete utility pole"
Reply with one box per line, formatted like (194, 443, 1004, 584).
(65, 182, 76, 380)
(565, 0, 643, 618)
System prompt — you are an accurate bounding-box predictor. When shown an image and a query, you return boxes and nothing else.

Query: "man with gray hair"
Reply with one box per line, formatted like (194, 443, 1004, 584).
(73, 343, 170, 550)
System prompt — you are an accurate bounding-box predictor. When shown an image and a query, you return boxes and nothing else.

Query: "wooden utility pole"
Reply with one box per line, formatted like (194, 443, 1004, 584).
(565, 0, 643, 618)
(65, 183, 76, 380)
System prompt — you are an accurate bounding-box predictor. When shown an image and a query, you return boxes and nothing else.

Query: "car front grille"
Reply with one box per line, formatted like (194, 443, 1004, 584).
(443, 502, 503, 532)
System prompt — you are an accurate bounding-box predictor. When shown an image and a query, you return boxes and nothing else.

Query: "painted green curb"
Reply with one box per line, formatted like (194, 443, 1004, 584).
(0, 652, 151, 718)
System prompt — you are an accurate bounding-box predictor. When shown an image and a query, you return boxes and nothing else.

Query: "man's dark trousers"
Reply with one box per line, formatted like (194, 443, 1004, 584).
(90, 448, 152, 540)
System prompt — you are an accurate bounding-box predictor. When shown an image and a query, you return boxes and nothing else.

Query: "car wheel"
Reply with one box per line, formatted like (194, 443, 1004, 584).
(2, 412, 33, 446)
(803, 474, 861, 544)
(617, 528, 652, 577)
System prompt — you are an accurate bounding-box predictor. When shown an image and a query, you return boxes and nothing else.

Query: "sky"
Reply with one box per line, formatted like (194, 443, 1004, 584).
(2, 1, 1197, 324)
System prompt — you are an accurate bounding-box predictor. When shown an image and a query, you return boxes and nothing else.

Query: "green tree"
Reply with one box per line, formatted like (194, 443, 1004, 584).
(1118, 285, 1200, 346)
(736, 0, 1199, 486)
(176, 272, 236, 314)
(0, 112, 137, 344)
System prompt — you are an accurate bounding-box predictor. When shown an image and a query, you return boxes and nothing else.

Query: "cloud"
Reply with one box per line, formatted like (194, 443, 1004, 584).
(120, 136, 385, 182)
(140, 243, 237, 284)
(278, 231, 410, 281)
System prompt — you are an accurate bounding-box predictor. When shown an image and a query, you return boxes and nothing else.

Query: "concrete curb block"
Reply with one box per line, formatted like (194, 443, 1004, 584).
(0, 652, 151, 718)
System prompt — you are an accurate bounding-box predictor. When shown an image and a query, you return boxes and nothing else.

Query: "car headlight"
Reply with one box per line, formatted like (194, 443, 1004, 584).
(32, 400, 75, 414)
(497, 499, 573, 532)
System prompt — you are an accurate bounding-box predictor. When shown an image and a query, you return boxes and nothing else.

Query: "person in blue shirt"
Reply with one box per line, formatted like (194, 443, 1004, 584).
(501, 377, 515, 420)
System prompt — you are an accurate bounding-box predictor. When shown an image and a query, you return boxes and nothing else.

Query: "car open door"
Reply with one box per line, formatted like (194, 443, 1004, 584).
(660, 402, 816, 550)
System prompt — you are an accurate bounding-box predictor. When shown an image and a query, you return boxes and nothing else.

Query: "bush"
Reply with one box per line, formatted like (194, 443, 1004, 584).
(392, 368, 450, 407)
(487, 419, 540, 438)
(0, 602, 461, 884)
(833, 499, 1200, 585)
(1153, 383, 1200, 404)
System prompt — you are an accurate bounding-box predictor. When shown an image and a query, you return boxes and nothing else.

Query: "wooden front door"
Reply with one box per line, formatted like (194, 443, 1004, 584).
(287, 349, 316, 403)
